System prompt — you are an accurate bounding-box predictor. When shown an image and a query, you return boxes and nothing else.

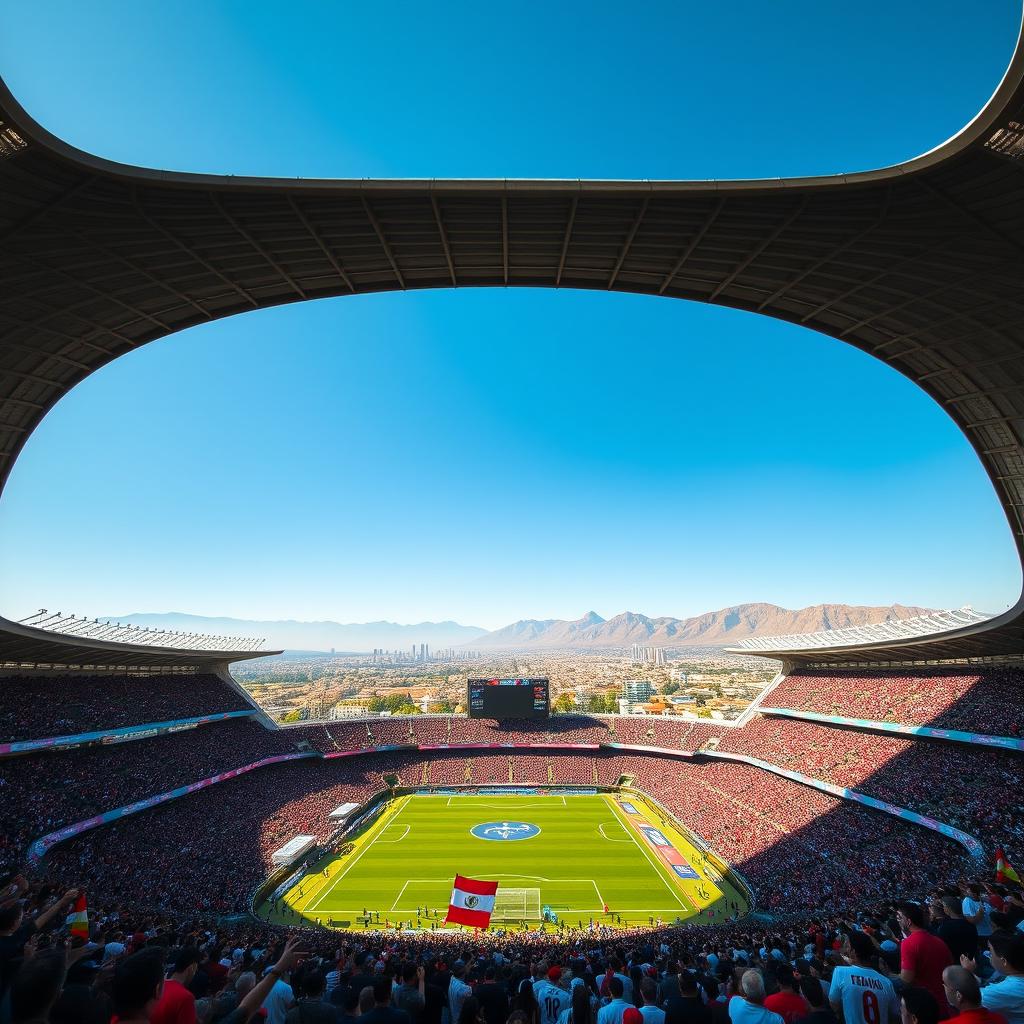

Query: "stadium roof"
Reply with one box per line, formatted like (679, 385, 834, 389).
(2, 16, 1024, 666)
(728, 607, 995, 663)
(18, 609, 265, 652)
(0, 612, 278, 670)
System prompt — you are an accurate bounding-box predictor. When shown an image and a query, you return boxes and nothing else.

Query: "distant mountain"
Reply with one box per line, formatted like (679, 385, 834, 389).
(467, 603, 937, 650)
(105, 613, 487, 653)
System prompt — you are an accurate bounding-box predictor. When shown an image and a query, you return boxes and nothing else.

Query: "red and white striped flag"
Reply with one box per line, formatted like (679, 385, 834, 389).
(65, 893, 88, 939)
(445, 875, 498, 929)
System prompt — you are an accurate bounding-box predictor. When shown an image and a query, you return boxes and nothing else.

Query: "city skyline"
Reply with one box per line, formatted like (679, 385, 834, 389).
(0, 2, 1020, 628)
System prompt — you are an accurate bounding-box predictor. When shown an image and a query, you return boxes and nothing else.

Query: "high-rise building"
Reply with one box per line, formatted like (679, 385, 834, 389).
(623, 680, 655, 703)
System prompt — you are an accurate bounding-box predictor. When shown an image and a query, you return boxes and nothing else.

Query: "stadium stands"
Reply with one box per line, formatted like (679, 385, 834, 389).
(0, 719, 299, 865)
(766, 667, 1024, 738)
(0, 672, 252, 743)
(716, 715, 1024, 851)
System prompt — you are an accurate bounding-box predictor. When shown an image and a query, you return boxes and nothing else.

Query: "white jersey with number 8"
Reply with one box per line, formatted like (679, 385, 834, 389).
(828, 966, 900, 1024)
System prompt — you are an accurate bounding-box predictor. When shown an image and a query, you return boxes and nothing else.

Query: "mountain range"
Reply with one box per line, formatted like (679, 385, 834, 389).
(468, 603, 936, 649)
(108, 603, 936, 652)
(105, 613, 486, 653)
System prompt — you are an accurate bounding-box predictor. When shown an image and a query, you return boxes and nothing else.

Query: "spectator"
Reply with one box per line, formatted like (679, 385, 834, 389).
(900, 989, 941, 1024)
(964, 933, 1024, 1024)
(263, 954, 298, 1024)
(728, 972, 784, 1024)
(897, 904, 953, 1014)
(474, 964, 508, 1024)
(449, 962, 472, 1024)
(394, 963, 426, 1024)
(795, 978, 836, 1024)
(938, 901, 979, 965)
(598, 978, 632, 1024)
(363, 977, 411, 1024)
(285, 968, 337, 1023)
(114, 949, 169, 1024)
(764, 969, 808, 1024)
(9, 948, 66, 1024)
(941, 967, 1002, 1024)
(664, 972, 710, 1024)
(829, 931, 899, 1024)
(153, 947, 202, 1024)
(639, 977, 665, 1024)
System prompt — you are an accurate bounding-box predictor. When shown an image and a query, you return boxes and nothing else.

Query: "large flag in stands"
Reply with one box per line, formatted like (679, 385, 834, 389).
(445, 875, 498, 929)
(66, 892, 88, 939)
(996, 847, 1020, 884)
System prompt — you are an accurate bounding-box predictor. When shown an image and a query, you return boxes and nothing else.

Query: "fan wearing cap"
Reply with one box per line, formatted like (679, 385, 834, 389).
(536, 966, 569, 1024)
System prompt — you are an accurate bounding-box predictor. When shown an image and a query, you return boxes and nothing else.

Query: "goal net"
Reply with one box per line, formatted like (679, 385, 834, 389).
(492, 887, 542, 921)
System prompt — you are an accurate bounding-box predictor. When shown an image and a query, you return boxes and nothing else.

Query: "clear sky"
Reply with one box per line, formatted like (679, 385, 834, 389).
(0, 1, 1020, 631)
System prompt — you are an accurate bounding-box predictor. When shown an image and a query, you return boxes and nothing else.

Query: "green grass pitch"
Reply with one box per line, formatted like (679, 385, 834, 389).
(264, 793, 748, 931)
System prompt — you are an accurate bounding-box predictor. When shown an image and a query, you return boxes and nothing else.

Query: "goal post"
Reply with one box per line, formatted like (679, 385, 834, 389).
(492, 887, 541, 921)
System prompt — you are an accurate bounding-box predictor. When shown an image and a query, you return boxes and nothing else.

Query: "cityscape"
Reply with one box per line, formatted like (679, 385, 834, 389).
(232, 645, 779, 724)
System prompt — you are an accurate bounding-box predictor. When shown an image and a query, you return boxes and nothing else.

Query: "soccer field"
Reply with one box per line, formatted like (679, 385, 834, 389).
(261, 793, 748, 931)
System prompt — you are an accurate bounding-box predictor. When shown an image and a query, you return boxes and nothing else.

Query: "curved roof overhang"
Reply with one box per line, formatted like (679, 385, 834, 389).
(3, 14, 1024, 666)
(0, 614, 280, 670)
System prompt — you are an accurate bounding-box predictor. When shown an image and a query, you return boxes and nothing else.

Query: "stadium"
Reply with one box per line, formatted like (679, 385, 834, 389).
(2, 5, 1024, 1024)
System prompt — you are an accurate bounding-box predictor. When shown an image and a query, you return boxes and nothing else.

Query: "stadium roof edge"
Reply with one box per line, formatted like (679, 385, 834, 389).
(0, 615, 282, 670)
(2, 7, 1024, 666)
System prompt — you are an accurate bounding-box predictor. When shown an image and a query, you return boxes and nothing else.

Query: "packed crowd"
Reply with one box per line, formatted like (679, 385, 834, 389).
(0, 719, 301, 868)
(768, 669, 1024, 738)
(2, 861, 1023, 1024)
(0, 673, 251, 743)
(295, 716, 724, 757)
(16, 749, 975, 922)
(715, 717, 1024, 853)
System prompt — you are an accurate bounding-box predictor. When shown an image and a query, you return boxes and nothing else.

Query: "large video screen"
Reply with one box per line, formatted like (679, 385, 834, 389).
(467, 678, 549, 719)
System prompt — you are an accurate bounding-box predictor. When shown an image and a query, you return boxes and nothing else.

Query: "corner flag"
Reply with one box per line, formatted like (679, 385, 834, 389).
(445, 875, 498, 929)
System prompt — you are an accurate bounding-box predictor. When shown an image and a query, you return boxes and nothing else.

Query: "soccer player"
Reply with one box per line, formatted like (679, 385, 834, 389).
(829, 932, 900, 1024)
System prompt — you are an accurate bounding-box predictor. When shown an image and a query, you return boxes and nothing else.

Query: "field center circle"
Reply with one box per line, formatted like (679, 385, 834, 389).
(470, 820, 541, 842)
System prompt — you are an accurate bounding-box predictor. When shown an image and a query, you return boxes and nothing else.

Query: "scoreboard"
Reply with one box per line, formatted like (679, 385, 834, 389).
(467, 678, 550, 719)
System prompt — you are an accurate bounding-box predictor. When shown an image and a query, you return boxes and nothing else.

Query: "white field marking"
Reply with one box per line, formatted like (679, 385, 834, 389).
(390, 880, 413, 912)
(444, 797, 567, 809)
(604, 796, 685, 909)
(307, 798, 409, 912)
(377, 824, 410, 843)
(598, 822, 632, 843)
(590, 879, 605, 909)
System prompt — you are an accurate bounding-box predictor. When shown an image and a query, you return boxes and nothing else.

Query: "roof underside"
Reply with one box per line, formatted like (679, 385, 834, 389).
(0, 616, 279, 670)
(2, 24, 1024, 667)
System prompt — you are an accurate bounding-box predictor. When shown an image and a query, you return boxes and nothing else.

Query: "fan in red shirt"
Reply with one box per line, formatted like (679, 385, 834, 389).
(764, 967, 809, 1024)
(941, 965, 1007, 1024)
(897, 903, 954, 1017)
(151, 947, 201, 1024)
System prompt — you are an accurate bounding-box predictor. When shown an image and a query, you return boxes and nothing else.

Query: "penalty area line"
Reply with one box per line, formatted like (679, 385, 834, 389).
(308, 799, 407, 913)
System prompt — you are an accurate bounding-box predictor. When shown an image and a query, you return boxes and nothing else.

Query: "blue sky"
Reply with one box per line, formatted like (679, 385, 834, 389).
(0, 1, 1020, 630)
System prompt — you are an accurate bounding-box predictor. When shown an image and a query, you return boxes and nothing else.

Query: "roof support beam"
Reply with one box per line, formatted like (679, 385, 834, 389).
(430, 196, 457, 287)
(658, 199, 724, 295)
(210, 194, 307, 300)
(361, 197, 405, 289)
(555, 198, 578, 287)
(710, 198, 807, 302)
(502, 196, 509, 286)
(608, 197, 649, 289)
(286, 195, 356, 293)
